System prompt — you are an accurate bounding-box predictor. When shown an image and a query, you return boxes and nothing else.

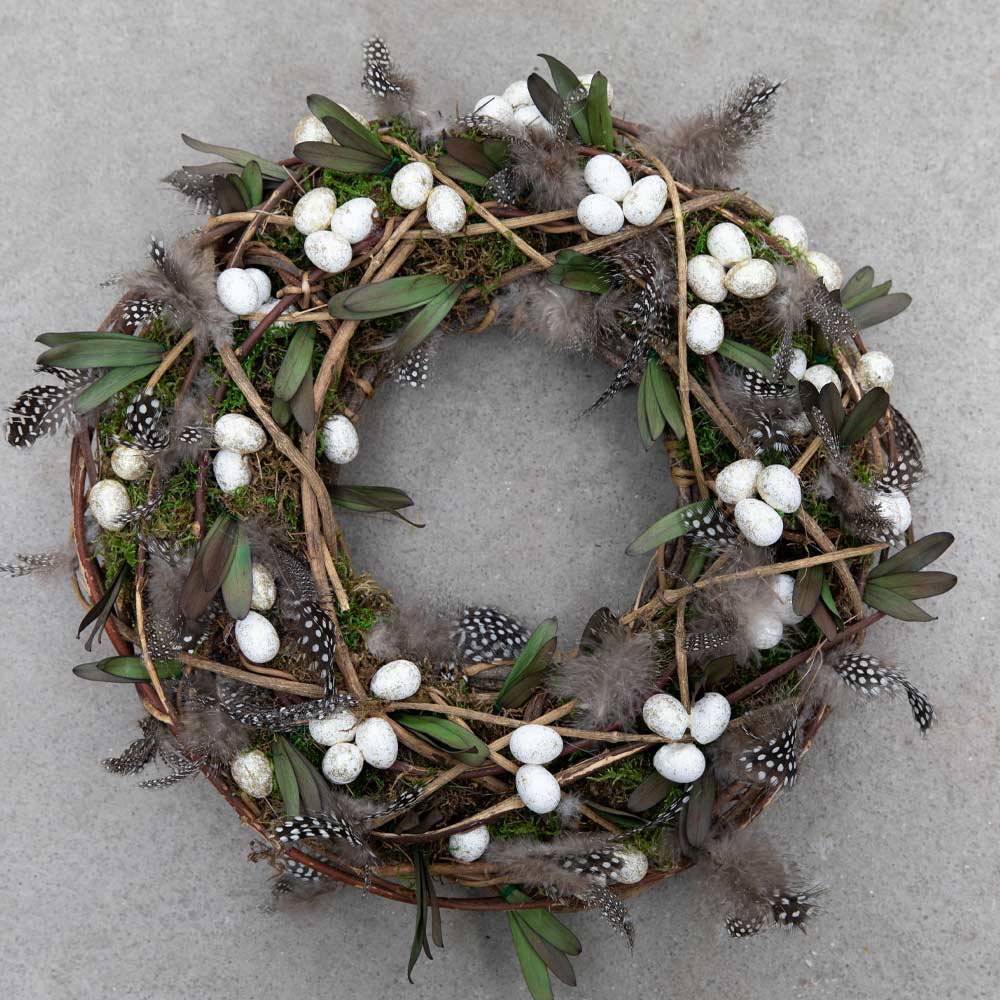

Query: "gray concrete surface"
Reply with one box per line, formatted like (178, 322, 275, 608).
(2, 1, 998, 997)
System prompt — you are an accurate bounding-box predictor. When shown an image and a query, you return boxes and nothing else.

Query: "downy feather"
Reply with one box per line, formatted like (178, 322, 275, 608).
(365, 604, 457, 665)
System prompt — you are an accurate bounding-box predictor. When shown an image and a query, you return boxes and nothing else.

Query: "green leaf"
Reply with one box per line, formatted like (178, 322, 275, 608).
(306, 95, 387, 156)
(388, 281, 466, 361)
(636, 372, 654, 449)
(715, 339, 775, 377)
(868, 532, 954, 579)
(229, 174, 252, 209)
(539, 53, 589, 143)
(546, 250, 612, 293)
(328, 275, 450, 319)
(820, 579, 839, 617)
(241, 159, 264, 206)
(282, 738, 327, 813)
(213, 174, 247, 214)
(288, 364, 317, 434)
(626, 499, 712, 555)
(73, 656, 184, 683)
(843, 277, 892, 310)
(839, 266, 875, 308)
(865, 571, 957, 600)
(840, 387, 889, 448)
(221, 523, 252, 620)
(36, 330, 143, 347)
(819, 381, 846, 440)
(293, 141, 389, 174)
(494, 617, 558, 710)
(849, 293, 911, 329)
(435, 155, 492, 186)
(77, 563, 129, 652)
(793, 565, 824, 616)
(512, 915, 577, 987)
(444, 137, 499, 176)
(647, 357, 686, 439)
(328, 485, 423, 526)
(72, 363, 159, 414)
(684, 769, 716, 849)
(273, 323, 316, 401)
(862, 583, 936, 622)
(508, 912, 554, 1000)
(180, 514, 238, 622)
(271, 737, 300, 816)
(526, 73, 564, 127)
(392, 713, 489, 765)
(181, 134, 286, 180)
(271, 396, 291, 427)
(500, 888, 583, 955)
(37, 339, 164, 370)
(642, 365, 666, 446)
(407, 849, 430, 983)
(585, 72, 614, 151)
(626, 772, 671, 813)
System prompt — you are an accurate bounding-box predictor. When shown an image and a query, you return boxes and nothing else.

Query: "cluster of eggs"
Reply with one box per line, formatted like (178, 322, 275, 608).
(577, 153, 669, 236)
(715, 457, 802, 547)
(293, 187, 380, 274)
(216, 266, 274, 318)
(212, 412, 266, 493)
(642, 691, 731, 783)
(391, 161, 468, 235)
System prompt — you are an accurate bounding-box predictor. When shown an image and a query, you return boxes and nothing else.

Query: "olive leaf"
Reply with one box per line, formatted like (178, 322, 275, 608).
(646, 357, 686, 440)
(306, 95, 386, 157)
(585, 72, 614, 151)
(328, 485, 423, 527)
(840, 387, 889, 448)
(526, 73, 565, 128)
(637, 365, 665, 450)
(241, 160, 264, 207)
(512, 914, 577, 987)
(863, 533, 956, 622)
(500, 887, 583, 956)
(273, 323, 316, 401)
(328, 275, 451, 320)
(77, 563, 129, 651)
(682, 769, 717, 851)
(793, 564, 824, 617)
(868, 532, 954, 578)
(546, 250, 612, 293)
(180, 514, 239, 622)
(181, 134, 285, 180)
(392, 713, 489, 765)
(715, 339, 776, 377)
(280, 736, 328, 813)
(384, 281, 466, 361)
(213, 174, 247, 214)
(437, 137, 500, 185)
(626, 499, 713, 555)
(539, 53, 589, 142)
(220, 522, 252, 621)
(73, 363, 159, 414)
(839, 266, 875, 306)
(508, 912, 554, 1000)
(406, 849, 443, 983)
(626, 771, 672, 813)
(494, 617, 558, 709)
(839, 265, 911, 327)
(271, 736, 300, 816)
(293, 142, 391, 174)
(36, 332, 164, 370)
(73, 656, 184, 683)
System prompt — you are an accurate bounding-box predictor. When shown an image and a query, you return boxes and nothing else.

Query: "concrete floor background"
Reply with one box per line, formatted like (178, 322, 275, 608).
(2, 2, 998, 998)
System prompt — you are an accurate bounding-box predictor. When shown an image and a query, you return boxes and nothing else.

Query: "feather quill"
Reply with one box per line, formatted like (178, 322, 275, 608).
(162, 167, 221, 215)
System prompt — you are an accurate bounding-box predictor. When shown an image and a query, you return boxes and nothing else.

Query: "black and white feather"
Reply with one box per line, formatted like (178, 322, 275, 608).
(824, 650, 934, 733)
(5, 365, 94, 449)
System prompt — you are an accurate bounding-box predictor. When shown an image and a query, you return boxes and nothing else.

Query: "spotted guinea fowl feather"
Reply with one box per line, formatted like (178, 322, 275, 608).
(5, 365, 94, 448)
(827, 651, 934, 732)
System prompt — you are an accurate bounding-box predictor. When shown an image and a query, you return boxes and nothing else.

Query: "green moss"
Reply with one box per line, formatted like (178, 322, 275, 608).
(490, 812, 563, 840)
(677, 405, 739, 472)
(337, 604, 379, 652)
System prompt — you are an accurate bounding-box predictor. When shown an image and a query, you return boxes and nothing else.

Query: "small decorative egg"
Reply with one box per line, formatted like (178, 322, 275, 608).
(217, 268, 263, 315)
(214, 413, 267, 454)
(230, 749, 273, 798)
(769, 214, 808, 251)
(801, 364, 843, 393)
(642, 693, 689, 740)
(583, 154, 631, 201)
(322, 742, 364, 784)
(473, 94, 515, 126)
(308, 709, 358, 746)
(623, 175, 669, 226)
(250, 563, 276, 611)
(515, 764, 562, 814)
(304, 231, 353, 274)
(370, 659, 422, 701)
(715, 458, 764, 505)
(509, 724, 564, 765)
(426, 185, 468, 235)
(234, 611, 280, 663)
(769, 573, 805, 625)
(321, 414, 360, 464)
(756, 465, 802, 514)
(706, 222, 752, 266)
(502, 80, 532, 109)
(330, 197, 379, 245)
(653, 743, 706, 783)
(748, 612, 785, 650)
(610, 849, 648, 885)
(390, 162, 434, 210)
(244, 268, 271, 304)
(293, 113, 334, 145)
(213, 449, 251, 493)
(685, 303, 725, 355)
(87, 479, 131, 530)
(806, 251, 843, 291)
(110, 444, 149, 481)
(686, 254, 728, 303)
(354, 717, 399, 769)
(874, 487, 912, 537)
(857, 351, 894, 392)
(577, 193, 625, 235)
(513, 104, 555, 134)
(578, 73, 614, 106)
(292, 187, 338, 235)
(448, 825, 491, 863)
(734, 498, 785, 547)
(724, 259, 778, 299)
(688, 693, 732, 745)
(774, 347, 808, 380)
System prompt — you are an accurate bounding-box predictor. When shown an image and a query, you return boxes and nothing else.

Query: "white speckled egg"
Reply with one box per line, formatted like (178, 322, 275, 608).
(88, 479, 131, 530)
(801, 364, 843, 393)
(234, 610, 280, 663)
(330, 197, 378, 244)
(322, 742, 364, 784)
(577, 193, 625, 235)
(213, 449, 251, 493)
(706, 222, 752, 266)
(724, 258, 778, 299)
(110, 445, 149, 481)
(715, 458, 764, 505)
(217, 268, 262, 316)
(688, 693, 731, 745)
(370, 659, 422, 701)
(769, 214, 808, 251)
(390, 162, 434, 210)
(308, 709, 358, 746)
(321, 414, 359, 464)
(448, 825, 491, 863)
(874, 487, 912, 537)
(293, 187, 338, 235)
(748, 611, 784, 650)
(734, 498, 785, 547)
(214, 413, 267, 454)
(293, 113, 334, 145)
(774, 347, 808, 380)
(756, 465, 802, 514)
(244, 268, 271, 304)
(250, 563, 276, 611)
(685, 303, 725, 355)
(230, 749, 273, 798)
(622, 175, 669, 226)
(473, 94, 515, 125)
(686, 254, 728, 303)
(653, 743, 706, 783)
(304, 231, 353, 273)
(642, 693, 689, 740)
(513, 103, 555, 135)
(584, 154, 631, 201)
(769, 573, 804, 625)
(510, 724, 563, 765)
(515, 764, 562, 814)
(354, 717, 398, 769)
(806, 251, 842, 291)
(426, 185, 468, 235)
(610, 849, 648, 884)
(502, 80, 532, 109)
(857, 351, 894, 391)
(579, 73, 614, 106)
(256, 298, 295, 330)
